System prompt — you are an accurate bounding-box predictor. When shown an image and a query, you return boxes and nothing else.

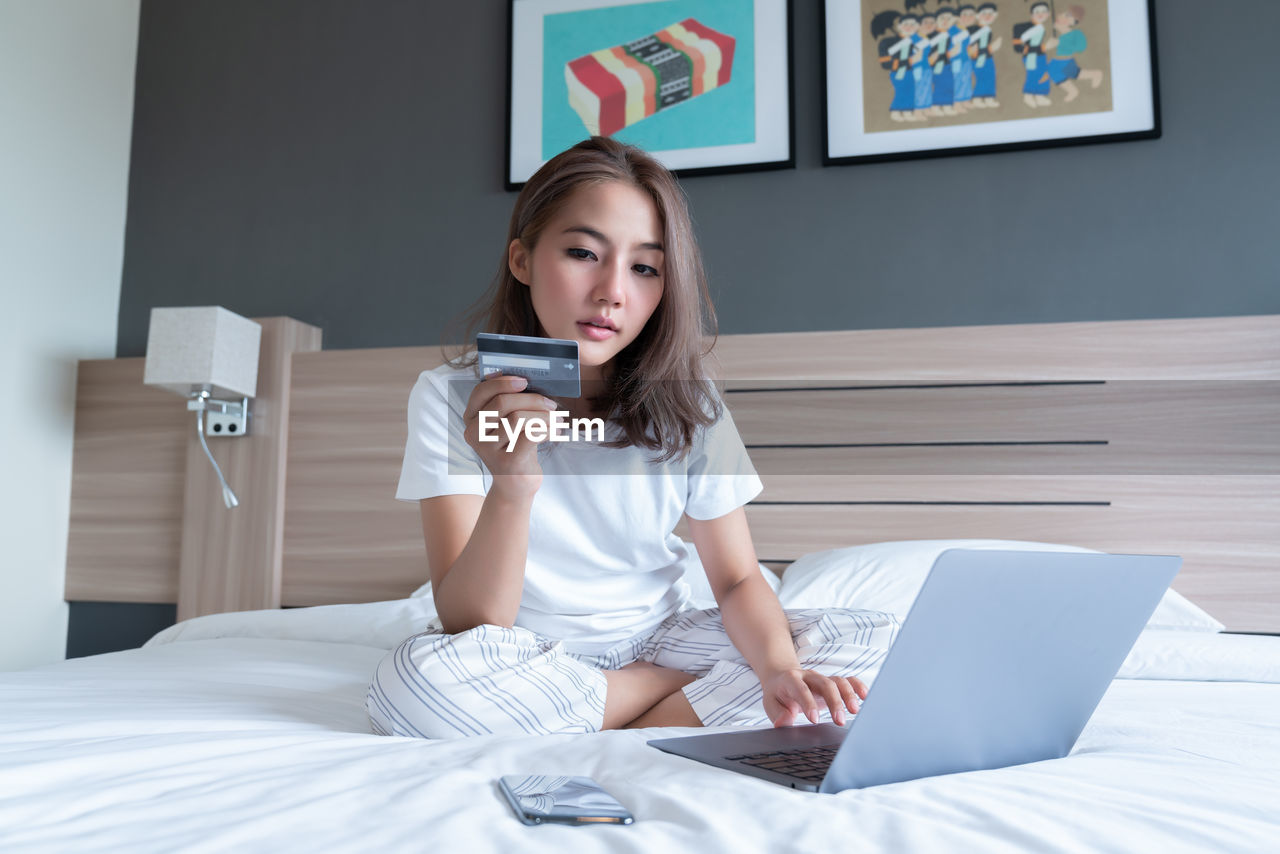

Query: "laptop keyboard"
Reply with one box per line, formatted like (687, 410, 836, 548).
(725, 744, 842, 782)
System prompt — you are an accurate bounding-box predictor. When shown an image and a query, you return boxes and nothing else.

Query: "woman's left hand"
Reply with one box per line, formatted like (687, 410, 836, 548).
(761, 669, 868, 728)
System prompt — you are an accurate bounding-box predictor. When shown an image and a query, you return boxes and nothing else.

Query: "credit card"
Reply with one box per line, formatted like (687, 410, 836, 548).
(476, 332, 580, 398)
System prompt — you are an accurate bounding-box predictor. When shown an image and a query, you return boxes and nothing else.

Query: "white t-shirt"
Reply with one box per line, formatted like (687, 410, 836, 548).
(396, 359, 764, 656)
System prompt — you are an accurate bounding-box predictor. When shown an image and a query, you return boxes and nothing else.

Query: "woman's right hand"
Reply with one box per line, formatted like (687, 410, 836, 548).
(462, 373, 558, 497)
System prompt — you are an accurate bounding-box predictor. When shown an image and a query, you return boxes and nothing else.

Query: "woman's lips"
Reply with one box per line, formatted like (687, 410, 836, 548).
(577, 321, 616, 341)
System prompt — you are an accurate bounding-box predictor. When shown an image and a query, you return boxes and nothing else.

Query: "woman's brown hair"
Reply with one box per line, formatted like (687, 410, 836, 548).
(441, 136, 720, 463)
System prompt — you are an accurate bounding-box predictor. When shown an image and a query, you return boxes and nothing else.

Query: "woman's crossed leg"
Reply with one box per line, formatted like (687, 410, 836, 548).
(366, 608, 898, 739)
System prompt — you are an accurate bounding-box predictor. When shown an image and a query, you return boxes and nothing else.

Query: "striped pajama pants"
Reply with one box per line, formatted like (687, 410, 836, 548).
(366, 607, 900, 739)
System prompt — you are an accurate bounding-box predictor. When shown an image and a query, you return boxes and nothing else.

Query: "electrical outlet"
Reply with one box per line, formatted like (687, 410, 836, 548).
(205, 408, 249, 437)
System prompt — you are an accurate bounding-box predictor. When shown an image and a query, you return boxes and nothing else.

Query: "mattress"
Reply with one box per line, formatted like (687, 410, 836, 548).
(1, 600, 1278, 852)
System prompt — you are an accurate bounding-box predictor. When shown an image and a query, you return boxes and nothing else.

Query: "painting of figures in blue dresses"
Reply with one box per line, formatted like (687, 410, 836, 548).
(824, 0, 1158, 164)
(860, 0, 1112, 132)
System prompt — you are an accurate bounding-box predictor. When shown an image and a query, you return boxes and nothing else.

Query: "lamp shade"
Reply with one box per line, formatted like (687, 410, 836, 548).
(143, 306, 261, 398)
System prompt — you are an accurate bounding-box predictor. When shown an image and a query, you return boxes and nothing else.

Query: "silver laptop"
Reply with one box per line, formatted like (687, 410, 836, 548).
(649, 549, 1180, 792)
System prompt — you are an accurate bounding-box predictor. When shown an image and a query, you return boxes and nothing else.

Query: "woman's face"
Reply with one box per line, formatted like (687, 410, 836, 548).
(508, 180, 666, 383)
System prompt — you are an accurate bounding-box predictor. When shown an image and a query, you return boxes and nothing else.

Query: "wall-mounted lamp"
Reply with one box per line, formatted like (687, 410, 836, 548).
(143, 307, 261, 509)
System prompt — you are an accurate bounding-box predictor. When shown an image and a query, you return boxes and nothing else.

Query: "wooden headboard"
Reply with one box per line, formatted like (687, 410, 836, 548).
(66, 316, 1280, 632)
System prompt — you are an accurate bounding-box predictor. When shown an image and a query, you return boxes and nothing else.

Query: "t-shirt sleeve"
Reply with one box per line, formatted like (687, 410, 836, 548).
(684, 386, 764, 521)
(395, 369, 489, 502)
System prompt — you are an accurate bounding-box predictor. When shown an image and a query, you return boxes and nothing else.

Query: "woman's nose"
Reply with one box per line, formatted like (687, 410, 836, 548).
(594, 262, 626, 305)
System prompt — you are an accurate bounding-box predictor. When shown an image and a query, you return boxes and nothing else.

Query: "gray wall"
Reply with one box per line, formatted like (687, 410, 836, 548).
(77, 0, 1278, 657)
(115, 0, 1279, 359)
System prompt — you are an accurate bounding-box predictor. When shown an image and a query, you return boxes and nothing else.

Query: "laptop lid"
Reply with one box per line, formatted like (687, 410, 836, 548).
(818, 549, 1180, 791)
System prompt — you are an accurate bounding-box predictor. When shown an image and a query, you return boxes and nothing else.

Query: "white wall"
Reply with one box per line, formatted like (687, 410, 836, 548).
(0, 0, 139, 671)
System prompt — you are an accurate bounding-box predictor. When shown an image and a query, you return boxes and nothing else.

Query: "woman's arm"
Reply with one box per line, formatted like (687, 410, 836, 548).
(420, 373, 555, 634)
(686, 507, 801, 677)
(687, 507, 867, 726)
(421, 486, 536, 634)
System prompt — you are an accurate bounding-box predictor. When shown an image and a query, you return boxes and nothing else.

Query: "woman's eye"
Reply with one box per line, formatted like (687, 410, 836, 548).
(567, 248, 596, 260)
(633, 264, 659, 277)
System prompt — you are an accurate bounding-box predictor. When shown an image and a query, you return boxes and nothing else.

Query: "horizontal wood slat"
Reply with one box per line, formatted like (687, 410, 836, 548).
(727, 382, 1277, 472)
(706, 316, 1280, 382)
(753, 474, 1232, 503)
(742, 443, 1273, 476)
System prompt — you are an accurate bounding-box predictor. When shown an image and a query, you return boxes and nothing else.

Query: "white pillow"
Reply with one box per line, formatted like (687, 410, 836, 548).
(146, 596, 442, 650)
(777, 539, 1224, 632)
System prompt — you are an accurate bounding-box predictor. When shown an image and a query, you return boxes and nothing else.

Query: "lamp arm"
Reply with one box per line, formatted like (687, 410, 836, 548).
(192, 402, 240, 509)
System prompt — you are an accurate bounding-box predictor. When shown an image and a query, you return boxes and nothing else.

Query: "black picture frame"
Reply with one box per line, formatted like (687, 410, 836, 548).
(821, 0, 1160, 166)
(505, 0, 795, 190)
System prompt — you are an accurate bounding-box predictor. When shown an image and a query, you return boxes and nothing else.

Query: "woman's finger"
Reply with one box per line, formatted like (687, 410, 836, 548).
(493, 393, 559, 419)
(789, 680, 820, 724)
(833, 676, 861, 715)
(471, 391, 557, 427)
(488, 407, 557, 453)
(463, 374, 528, 422)
(808, 674, 847, 726)
(468, 399, 557, 449)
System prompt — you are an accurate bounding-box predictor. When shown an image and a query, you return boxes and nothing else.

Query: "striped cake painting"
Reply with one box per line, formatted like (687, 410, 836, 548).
(565, 19, 736, 137)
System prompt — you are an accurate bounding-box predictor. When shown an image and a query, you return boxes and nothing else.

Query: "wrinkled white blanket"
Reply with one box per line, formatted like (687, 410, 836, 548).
(1, 601, 1277, 852)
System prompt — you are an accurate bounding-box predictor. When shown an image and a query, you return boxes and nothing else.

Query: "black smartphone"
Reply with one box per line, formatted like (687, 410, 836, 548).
(497, 775, 634, 826)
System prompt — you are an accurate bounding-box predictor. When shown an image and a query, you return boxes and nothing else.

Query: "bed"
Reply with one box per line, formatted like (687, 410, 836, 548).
(5, 315, 1277, 851)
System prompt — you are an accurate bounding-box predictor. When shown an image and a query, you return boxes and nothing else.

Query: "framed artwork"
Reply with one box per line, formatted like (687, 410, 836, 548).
(506, 0, 794, 189)
(822, 0, 1160, 165)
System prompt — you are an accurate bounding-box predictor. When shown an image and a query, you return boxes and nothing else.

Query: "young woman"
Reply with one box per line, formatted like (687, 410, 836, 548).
(366, 137, 898, 740)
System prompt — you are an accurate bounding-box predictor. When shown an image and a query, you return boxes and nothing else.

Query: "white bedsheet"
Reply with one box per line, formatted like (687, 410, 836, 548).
(1, 609, 1278, 852)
